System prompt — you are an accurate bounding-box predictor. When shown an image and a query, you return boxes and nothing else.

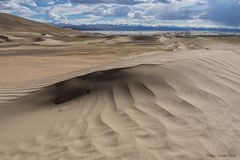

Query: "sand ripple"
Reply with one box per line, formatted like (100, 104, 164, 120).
(0, 50, 240, 160)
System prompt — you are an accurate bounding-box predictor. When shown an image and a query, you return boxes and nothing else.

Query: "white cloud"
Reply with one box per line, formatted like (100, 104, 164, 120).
(0, 0, 36, 16)
(21, 0, 38, 7)
(128, 10, 145, 19)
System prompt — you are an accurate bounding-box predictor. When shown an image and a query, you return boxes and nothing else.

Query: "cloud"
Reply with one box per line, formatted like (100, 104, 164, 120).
(140, 0, 206, 21)
(0, 0, 239, 28)
(156, 6, 205, 20)
(128, 10, 145, 19)
(0, 0, 36, 16)
(71, 0, 172, 5)
(87, 5, 131, 17)
(202, 0, 240, 26)
(113, 6, 131, 16)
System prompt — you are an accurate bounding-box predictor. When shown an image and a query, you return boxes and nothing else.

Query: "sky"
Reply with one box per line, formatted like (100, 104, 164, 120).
(0, 0, 240, 28)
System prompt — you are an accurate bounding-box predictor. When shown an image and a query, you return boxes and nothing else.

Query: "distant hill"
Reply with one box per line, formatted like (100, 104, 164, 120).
(60, 24, 240, 33)
(0, 13, 75, 34)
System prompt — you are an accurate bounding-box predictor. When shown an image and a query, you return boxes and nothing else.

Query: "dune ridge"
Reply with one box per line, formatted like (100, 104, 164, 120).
(0, 13, 75, 34)
(0, 50, 240, 160)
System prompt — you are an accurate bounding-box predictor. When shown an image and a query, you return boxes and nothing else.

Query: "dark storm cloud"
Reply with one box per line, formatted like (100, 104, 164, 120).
(156, 9, 197, 20)
(203, 0, 240, 26)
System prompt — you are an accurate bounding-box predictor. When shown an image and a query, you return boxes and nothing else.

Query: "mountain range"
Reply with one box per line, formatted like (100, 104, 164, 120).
(60, 24, 240, 33)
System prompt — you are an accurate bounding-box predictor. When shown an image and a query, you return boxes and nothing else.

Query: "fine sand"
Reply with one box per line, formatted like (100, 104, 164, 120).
(0, 50, 240, 160)
(1, 13, 240, 160)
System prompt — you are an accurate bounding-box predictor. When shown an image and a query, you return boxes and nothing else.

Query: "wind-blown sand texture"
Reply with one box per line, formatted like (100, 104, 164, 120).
(0, 50, 240, 160)
(1, 13, 240, 160)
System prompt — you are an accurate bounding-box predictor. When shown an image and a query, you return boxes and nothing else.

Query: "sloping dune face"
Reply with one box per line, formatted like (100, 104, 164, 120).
(0, 13, 70, 34)
(0, 50, 240, 160)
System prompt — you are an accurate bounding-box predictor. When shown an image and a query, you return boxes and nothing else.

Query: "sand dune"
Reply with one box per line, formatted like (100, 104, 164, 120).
(0, 50, 240, 160)
(0, 13, 75, 34)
